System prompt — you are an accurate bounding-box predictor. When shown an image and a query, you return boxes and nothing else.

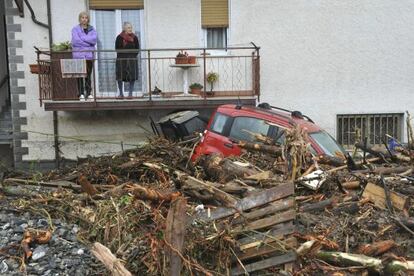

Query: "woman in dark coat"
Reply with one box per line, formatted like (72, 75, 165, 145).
(115, 22, 140, 98)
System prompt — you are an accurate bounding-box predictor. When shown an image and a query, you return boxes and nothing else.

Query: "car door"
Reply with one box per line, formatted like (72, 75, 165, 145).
(201, 112, 239, 156)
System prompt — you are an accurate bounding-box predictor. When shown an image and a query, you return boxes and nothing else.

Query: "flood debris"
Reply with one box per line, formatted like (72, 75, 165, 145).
(0, 132, 413, 275)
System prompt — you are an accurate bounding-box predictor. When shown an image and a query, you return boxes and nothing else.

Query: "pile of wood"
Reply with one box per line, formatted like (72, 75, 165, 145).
(1, 134, 414, 275)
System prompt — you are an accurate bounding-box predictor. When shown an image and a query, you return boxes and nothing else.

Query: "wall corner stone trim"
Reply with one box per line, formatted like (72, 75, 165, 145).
(5, 4, 28, 169)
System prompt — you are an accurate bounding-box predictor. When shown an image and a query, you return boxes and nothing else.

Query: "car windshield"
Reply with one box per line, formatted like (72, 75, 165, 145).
(309, 131, 345, 157)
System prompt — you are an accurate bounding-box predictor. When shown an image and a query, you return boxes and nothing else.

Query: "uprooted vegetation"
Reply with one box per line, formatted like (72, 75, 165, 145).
(1, 125, 414, 275)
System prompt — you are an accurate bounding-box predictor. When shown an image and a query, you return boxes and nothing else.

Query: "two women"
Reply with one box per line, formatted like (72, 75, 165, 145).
(71, 12, 140, 100)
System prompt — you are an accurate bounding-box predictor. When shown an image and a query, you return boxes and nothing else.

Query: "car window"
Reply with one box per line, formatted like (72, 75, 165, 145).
(269, 125, 285, 144)
(229, 117, 270, 142)
(310, 131, 346, 157)
(210, 113, 230, 134)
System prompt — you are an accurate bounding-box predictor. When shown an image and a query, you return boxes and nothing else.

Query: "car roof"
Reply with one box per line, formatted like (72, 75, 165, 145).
(216, 104, 322, 133)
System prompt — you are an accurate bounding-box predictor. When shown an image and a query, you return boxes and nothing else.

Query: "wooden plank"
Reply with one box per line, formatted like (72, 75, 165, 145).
(237, 222, 295, 251)
(232, 209, 295, 234)
(165, 198, 187, 276)
(231, 251, 297, 276)
(196, 182, 294, 221)
(231, 198, 295, 225)
(362, 182, 409, 211)
(237, 237, 297, 262)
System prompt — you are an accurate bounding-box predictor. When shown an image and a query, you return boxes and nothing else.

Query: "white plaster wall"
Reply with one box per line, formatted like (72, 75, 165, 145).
(230, 0, 414, 140)
(57, 110, 166, 159)
(145, 0, 201, 49)
(51, 0, 86, 44)
(18, 0, 54, 161)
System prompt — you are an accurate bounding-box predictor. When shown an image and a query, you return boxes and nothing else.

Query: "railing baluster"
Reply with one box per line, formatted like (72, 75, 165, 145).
(148, 50, 152, 101)
(203, 48, 206, 100)
(93, 58, 97, 105)
(37, 51, 42, 106)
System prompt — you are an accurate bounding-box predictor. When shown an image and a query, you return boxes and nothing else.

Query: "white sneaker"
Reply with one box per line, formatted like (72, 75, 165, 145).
(79, 95, 85, 101)
(87, 95, 94, 100)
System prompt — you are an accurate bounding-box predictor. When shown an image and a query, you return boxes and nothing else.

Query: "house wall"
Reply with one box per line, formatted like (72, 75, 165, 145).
(230, 0, 414, 139)
(7, 0, 414, 168)
(145, 0, 201, 49)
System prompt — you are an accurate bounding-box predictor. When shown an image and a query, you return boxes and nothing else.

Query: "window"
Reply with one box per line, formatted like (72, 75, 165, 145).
(229, 117, 270, 142)
(91, 9, 143, 95)
(201, 0, 229, 51)
(310, 131, 346, 157)
(269, 125, 285, 145)
(337, 113, 404, 148)
(206, 28, 227, 48)
(210, 113, 230, 134)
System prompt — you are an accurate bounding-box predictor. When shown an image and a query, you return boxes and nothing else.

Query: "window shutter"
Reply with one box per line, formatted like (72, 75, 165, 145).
(201, 0, 229, 28)
(89, 0, 144, 10)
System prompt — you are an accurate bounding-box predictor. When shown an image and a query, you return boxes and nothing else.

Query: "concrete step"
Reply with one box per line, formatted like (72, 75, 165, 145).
(0, 122, 12, 129)
(0, 105, 13, 144)
(0, 134, 12, 143)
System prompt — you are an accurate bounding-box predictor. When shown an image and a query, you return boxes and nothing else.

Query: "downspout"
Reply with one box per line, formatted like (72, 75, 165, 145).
(24, 0, 60, 168)
(23, 0, 48, 28)
(46, 0, 60, 169)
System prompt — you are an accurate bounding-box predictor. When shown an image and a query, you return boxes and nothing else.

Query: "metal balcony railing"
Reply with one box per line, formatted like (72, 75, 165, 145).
(34, 46, 260, 110)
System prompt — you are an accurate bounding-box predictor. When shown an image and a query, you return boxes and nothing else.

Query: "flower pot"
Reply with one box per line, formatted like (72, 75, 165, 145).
(29, 64, 40, 74)
(190, 88, 202, 95)
(187, 56, 196, 64)
(175, 57, 188, 64)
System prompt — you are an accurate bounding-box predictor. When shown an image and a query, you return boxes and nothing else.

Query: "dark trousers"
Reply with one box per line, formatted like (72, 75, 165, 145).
(78, 60, 93, 97)
(117, 80, 135, 97)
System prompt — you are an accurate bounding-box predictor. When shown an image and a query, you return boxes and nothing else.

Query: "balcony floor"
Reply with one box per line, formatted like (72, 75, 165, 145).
(43, 96, 257, 111)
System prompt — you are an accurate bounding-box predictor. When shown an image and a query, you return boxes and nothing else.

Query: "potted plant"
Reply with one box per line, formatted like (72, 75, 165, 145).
(206, 72, 218, 95)
(175, 50, 188, 64)
(187, 55, 196, 64)
(51, 41, 72, 51)
(29, 63, 40, 74)
(189, 83, 203, 95)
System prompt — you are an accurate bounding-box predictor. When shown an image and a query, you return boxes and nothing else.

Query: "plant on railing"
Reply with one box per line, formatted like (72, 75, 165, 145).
(189, 83, 203, 95)
(207, 72, 218, 93)
(175, 50, 196, 64)
(51, 41, 72, 51)
(175, 50, 188, 64)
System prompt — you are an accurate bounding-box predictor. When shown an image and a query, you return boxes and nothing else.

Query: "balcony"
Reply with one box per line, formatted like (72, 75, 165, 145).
(34, 46, 260, 111)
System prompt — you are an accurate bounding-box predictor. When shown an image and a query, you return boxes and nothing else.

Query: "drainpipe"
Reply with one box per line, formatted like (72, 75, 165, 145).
(46, 0, 60, 169)
(24, 0, 60, 168)
(23, 0, 48, 28)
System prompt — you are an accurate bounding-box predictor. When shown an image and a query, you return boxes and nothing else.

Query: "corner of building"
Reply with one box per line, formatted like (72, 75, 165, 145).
(5, 0, 28, 169)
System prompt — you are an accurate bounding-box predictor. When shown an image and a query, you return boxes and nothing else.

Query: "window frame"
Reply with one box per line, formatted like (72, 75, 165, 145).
(336, 113, 404, 148)
(209, 112, 233, 136)
(228, 116, 273, 143)
(90, 9, 146, 95)
(201, 27, 229, 56)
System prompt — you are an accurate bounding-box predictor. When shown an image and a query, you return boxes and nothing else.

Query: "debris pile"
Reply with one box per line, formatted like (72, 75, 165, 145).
(0, 131, 413, 275)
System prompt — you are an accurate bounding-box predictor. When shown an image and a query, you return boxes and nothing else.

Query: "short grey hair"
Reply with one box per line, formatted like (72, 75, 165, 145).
(122, 22, 133, 31)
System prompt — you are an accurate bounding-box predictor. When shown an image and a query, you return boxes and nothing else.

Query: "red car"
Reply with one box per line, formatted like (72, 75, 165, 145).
(191, 103, 346, 161)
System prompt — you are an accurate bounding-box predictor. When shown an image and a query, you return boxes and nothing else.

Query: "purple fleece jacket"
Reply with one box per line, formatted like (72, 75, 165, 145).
(71, 25, 97, 60)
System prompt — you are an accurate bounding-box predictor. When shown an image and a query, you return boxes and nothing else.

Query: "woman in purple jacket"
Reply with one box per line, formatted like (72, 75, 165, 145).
(71, 11, 97, 100)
